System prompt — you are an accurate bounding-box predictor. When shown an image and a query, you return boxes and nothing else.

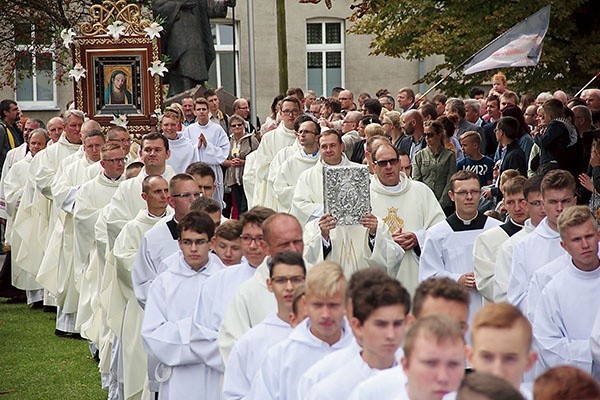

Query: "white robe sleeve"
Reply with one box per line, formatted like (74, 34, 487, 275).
(132, 234, 157, 308)
(218, 292, 252, 364)
(419, 229, 463, 282)
(533, 289, 593, 372)
(198, 129, 230, 165)
(290, 169, 321, 226)
(493, 240, 513, 302)
(473, 233, 497, 303)
(507, 242, 528, 312)
(242, 152, 257, 207)
(222, 339, 252, 400)
(246, 353, 278, 400)
(365, 218, 404, 277)
(272, 158, 296, 212)
(590, 312, 600, 380)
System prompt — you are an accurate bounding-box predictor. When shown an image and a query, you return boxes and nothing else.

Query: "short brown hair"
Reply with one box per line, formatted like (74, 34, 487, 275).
(557, 205, 594, 238)
(540, 169, 575, 196)
(195, 97, 209, 108)
(352, 273, 411, 324)
(501, 175, 526, 197)
(101, 142, 123, 158)
(168, 173, 196, 194)
(318, 129, 343, 145)
(534, 366, 600, 400)
(471, 303, 532, 348)
(404, 315, 464, 361)
(450, 170, 480, 191)
(458, 372, 525, 400)
(214, 219, 243, 241)
(413, 277, 470, 318)
(459, 131, 481, 146)
(240, 206, 276, 229)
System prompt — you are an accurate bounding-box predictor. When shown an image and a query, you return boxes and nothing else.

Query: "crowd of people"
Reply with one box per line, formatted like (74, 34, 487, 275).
(1, 71, 600, 400)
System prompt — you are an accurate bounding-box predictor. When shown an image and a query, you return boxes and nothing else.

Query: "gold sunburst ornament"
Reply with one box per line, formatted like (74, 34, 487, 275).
(383, 207, 404, 233)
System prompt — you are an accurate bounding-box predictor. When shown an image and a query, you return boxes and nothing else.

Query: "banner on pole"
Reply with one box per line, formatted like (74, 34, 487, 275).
(464, 5, 551, 75)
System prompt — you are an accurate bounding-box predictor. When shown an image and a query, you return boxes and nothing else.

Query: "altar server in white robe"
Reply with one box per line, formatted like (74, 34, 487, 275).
(133, 174, 200, 395)
(106, 133, 174, 247)
(298, 130, 402, 277)
(85, 126, 140, 178)
(468, 303, 537, 399)
(369, 144, 445, 296)
(182, 97, 229, 202)
(419, 170, 502, 326)
(247, 96, 300, 208)
(247, 261, 354, 400)
(141, 212, 224, 400)
(222, 251, 306, 400)
(507, 169, 576, 312)
(473, 175, 528, 302)
(15, 111, 83, 294)
(305, 270, 412, 400)
(37, 128, 104, 329)
(191, 206, 273, 364)
(161, 110, 197, 173)
(113, 176, 169, 400)
(533, 206, 600, 374)
(493, 175, 546, 302)
(272, 118, 320, 212)
(218, 212, 304, 362)
(396, 315, 466, 400)
(3, 129, 49, 303)
(73, 143, 125, 330)
(349, 277, 471, 400)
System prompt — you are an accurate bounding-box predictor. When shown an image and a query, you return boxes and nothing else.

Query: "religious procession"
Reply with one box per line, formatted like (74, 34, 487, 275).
(1, 0, 600, 399)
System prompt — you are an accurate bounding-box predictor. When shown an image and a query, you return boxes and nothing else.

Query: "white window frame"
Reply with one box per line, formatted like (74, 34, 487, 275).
(210, 20, 241, 96)
(305, 19, 345, 97)
(14, 25, 58, 110)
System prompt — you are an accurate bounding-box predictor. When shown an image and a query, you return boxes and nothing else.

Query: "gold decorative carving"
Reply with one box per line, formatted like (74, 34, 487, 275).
(383, 207, 405, 233)
(80, 0, 151, 37)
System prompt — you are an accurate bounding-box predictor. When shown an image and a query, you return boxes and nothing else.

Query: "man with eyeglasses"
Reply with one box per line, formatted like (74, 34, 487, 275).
(248, 96, 301, 209)
(338, 90, 356, 115)
(507, 169, 576, 314)
(223, 251, 306, 400)
(87, 126, 139, 179)
(142, 211, 224, 400)
(340, 111, 362, 159)
(190, 207, 274, 374)
(370, 143, 444, 296)
(420, 170, 502, 327)
(273, 118, 321, 212)
(219, 212, 305, 362)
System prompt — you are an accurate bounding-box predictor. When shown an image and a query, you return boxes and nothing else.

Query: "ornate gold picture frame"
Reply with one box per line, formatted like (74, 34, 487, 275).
(71, 0, 162, 137)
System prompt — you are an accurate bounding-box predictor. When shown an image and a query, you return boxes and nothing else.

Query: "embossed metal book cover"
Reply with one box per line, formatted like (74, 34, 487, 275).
(323, 164, 371, 226)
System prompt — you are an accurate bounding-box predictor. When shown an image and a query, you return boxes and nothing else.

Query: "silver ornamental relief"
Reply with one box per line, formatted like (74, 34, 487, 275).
(323, 165, 371, 226)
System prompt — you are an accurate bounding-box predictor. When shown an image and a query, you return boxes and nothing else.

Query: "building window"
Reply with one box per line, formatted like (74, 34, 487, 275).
(14, 24, 58, 110)
(208, 22, 240, 96)
(306, 20, 344, 97)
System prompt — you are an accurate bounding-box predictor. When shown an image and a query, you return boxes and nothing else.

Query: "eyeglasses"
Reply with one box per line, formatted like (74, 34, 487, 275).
(109, 138, 132, 144)
(231, 123, 244, 128)
(452, 190, 480, 197)
(281, 109, 300, 116)
(271, 275, 305, 285)
(374, 158, 400, 167)
(298, 130, 318, 136)
(240, 235, 263, 244)
(103, 157, 126, 164)
(171, 192, 202, 199)
(180, 238, 209, 246)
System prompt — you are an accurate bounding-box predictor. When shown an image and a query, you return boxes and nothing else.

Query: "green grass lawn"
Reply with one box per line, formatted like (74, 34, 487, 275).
(0, 299, 106, 399)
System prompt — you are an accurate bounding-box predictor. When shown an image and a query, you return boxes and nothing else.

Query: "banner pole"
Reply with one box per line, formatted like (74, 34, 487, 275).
(574, 72, 600, 98)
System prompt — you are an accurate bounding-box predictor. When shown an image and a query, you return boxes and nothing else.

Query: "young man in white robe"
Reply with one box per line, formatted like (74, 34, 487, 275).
(217, 212, 305, 363)
(468, 303, 537, 399)
(37, 126, 105, 335)
(533, 206, 600, 374)
(473, 175, 528, 302)
(299, 130, 403, 277)
(183, 97, 229, 202)
(369, 144, 445, 296)
(247, 261, 354, 400)
(3, 129, 49, 304)
(305, 270, 412, 400)
(247, 96, 300, 208)
(113, 175, 169, 400)
(141, 211, 224, 400)
(161, 110, 197, 173)
(493, 175, 545, 302)
(350, 277, 471, 400)
(84, 126, 139, 179)
(132, 173, 200, 395)
(419, 170, 502, 326)
(222, 251, 306, 400)
(211, 220, 243, 267)
(507, 169, 576, 313)
(272, 118, 320, 212)
(14, 110, 83, 308)
(106, 132, 175, 247)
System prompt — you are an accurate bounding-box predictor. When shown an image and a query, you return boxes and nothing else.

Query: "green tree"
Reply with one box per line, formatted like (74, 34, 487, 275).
(347, 0, 599, 96)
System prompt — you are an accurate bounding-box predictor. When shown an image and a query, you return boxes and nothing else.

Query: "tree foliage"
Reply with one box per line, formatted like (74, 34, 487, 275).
(347, 0, 600, 97)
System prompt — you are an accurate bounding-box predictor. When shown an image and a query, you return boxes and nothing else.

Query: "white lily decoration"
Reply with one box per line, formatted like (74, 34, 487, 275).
(148, 60, 168, 77)
(111, 114, 128, 127)
(61, 28, 76, 48)
(68, 64, 86, 82)
(107, 21, 126, 40)
(144, 22, 164, 39)
(152, 108, 163, 120)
